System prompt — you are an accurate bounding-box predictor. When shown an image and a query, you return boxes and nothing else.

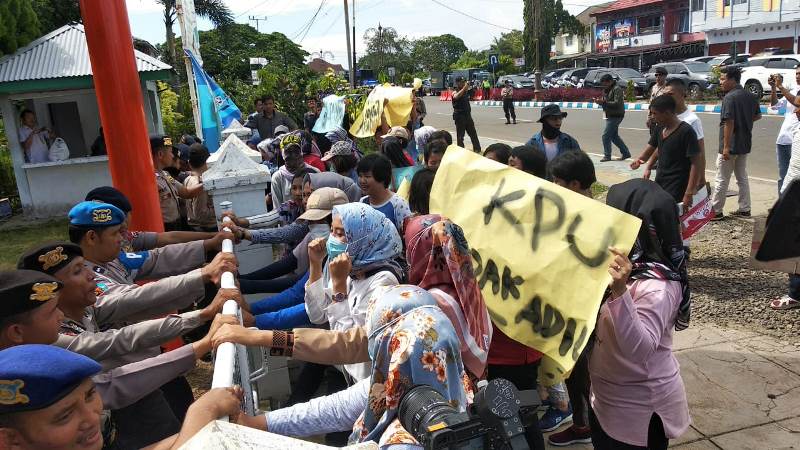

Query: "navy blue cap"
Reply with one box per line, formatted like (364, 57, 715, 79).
(68, 201, 125, 227)
(176, 143, 191, 161)
(0, 344, 101, 413)
(18, 242, 83, 275)
(85, 186, 132, 214)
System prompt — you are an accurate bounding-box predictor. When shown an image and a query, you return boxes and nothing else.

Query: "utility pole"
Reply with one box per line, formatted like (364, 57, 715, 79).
(352, 0, 357, 85)
(248, 15, 267, 32)
(344, 0, 355, 87)
(531, 0, 543, 93)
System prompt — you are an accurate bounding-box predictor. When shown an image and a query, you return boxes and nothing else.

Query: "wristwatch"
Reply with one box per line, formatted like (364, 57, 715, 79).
(332, 292, 347, 303)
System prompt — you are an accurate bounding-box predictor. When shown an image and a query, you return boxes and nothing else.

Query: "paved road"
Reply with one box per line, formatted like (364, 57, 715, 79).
(422, 97, 784, 183)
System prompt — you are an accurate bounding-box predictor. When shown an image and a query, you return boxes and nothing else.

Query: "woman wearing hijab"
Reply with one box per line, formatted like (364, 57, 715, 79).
(305, 203, 404, 381)
(231, 285, 472, 450)
(212, 218, 493, 382)
(591, 179, 691, 450)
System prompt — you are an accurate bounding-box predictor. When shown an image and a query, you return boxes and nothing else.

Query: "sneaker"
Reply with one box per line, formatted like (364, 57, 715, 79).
(730, 210, 751, 217)
(711, 212, 725, 221)
(538, 406, 573, 432)
(548, 425, 592, 446)
(616, 155, 630, 161)
(599, 157, 612, 162)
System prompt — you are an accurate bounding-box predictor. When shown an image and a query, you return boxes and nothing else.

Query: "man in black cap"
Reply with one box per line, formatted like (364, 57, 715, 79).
(595, 73, 631, 162)
(501, 79, 516, 125)
(525, 104, 582, 162)
(0, 270, 64, 348)
(451, 76, 481, 152)
(650, 66, 669, 101)
(150, 134, 204, 231)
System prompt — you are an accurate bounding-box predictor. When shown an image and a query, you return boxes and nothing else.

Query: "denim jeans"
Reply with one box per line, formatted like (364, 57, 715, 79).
(602, 117, 631, 159)
(789, 273, 800, 300)
(777, 144, 792, 192)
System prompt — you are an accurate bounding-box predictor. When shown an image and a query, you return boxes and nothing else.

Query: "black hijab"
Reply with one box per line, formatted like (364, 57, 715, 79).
(606, 179, 691, 330)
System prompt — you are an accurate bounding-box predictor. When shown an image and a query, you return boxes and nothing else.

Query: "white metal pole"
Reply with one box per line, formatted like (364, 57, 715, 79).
(344, 0, 355, 87)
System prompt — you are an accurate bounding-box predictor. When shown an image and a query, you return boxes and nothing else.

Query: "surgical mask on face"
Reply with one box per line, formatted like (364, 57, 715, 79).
(326, 233, 348, 260)
(308, 224, 330, 239)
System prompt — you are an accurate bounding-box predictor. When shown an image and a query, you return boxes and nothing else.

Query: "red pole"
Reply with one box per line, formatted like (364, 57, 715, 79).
(79, 0, 164, 232)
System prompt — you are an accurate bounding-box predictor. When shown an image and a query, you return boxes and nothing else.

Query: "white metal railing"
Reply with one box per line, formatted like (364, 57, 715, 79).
(210, 216, 259, 418)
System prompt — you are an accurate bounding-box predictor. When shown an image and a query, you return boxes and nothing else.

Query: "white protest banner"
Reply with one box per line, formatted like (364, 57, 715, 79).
(313, 95, 346, 134)
(430, 146, 641, 381)
(679, 183, 713, 240)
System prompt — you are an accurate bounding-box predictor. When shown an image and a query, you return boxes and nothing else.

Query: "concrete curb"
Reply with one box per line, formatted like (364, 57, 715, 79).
(472, 100, 785, 116)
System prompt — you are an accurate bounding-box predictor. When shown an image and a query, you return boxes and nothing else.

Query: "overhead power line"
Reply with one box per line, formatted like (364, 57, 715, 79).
(236, 0, 272, 19)
(429, 0, 514, 31)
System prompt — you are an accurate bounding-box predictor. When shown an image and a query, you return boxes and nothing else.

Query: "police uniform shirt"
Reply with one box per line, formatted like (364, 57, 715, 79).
(156, 170, 184, 224)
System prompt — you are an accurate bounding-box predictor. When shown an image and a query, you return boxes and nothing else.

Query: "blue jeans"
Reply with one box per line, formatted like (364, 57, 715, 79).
(789, 274, 800, 301)
(602, 117, 631, 159)
(777, 144, 792, 192)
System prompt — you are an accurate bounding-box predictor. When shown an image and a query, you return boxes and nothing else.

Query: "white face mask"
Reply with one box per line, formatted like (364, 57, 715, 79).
(308, 223, 331, 239)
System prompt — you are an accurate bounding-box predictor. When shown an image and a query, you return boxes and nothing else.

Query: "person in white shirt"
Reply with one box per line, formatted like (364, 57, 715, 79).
(18, 109, 53, 164)
(769, 68, 800, 191)
(305, 203, 403, 381)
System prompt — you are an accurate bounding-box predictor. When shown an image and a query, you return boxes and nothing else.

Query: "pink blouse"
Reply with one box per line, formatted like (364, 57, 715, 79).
(589, 278, 690, 446)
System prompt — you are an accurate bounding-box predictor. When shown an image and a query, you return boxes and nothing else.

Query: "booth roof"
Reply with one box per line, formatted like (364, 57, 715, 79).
(0, 24, 172, 94)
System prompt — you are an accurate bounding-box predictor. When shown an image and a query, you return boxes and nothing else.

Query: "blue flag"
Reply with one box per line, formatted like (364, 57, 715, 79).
(185, 50, 242, 152)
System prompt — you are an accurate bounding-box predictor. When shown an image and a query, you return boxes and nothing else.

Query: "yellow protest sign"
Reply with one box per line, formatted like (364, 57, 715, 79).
(349, 85, 414, 138)
(430, 146, 641, 381)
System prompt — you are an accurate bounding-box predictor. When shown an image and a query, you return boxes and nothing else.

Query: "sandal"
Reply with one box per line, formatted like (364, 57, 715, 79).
(770, 295, 800, 310)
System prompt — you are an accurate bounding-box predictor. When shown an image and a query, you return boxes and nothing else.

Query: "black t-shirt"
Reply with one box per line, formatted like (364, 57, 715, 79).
(719, 86, 761, 155)
(452, 89, 472, 115)
(649, 121, 700, 202)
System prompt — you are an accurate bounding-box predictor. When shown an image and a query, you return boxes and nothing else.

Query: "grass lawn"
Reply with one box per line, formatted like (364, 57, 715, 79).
(0, 219, 69, 271)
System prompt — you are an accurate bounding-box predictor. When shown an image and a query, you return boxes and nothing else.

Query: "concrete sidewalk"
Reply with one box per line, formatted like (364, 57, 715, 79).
(544, 323, 800, 449)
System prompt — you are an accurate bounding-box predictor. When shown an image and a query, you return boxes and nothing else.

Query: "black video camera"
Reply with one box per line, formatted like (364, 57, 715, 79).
(398, 378, 541, 450)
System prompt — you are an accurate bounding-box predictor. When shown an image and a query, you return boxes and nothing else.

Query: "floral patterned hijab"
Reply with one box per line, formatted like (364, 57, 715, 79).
(351, 285, 472, 446)
(404, 214, 492, 379)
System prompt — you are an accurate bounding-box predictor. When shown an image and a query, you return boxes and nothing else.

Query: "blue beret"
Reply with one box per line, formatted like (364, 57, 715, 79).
(0, 344, 101, 413)
(68, 201, 125, 227)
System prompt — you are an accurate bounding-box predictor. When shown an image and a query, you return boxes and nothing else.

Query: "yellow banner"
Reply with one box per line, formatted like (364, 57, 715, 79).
(349, 85, 414, 138)
(430, 146, 641, 381)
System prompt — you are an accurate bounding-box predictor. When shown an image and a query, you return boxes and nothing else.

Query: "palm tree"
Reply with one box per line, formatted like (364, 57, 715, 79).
(157, 0, 233, 68)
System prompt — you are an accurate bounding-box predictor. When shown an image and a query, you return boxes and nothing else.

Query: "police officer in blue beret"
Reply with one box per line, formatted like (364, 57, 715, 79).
(0, 344, 244, 450)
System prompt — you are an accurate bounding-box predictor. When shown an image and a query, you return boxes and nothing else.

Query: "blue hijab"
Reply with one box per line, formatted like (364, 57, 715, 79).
(332, 203, 403, 277)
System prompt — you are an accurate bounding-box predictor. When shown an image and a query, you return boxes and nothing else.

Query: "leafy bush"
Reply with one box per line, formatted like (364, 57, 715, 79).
(538, 88, 603, 102)
(625, 80, 636, 103)
(0, 117, 20, 212)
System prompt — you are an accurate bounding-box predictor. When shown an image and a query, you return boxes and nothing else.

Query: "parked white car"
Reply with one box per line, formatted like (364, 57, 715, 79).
(741, 55, 800, 97)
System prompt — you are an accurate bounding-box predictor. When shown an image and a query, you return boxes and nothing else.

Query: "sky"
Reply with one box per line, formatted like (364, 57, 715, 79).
(124, 0, 609, 66)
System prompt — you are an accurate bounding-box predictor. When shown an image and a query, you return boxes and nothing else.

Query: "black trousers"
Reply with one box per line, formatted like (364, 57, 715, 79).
(503, 98, 516, 122)
(565, 335, 594, 428)
(589, 407, 668, 450)
(453, 113, 481, 152)
(487, 363, 545, 450)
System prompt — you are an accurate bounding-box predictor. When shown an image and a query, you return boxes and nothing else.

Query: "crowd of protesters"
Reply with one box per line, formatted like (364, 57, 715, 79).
(15, 63, 800, 450)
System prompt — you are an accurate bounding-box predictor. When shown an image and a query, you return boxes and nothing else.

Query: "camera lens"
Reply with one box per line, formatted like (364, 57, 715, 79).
(398, 385, 460, 442)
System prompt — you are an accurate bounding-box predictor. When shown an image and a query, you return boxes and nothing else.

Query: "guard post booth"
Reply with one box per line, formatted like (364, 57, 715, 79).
(0, 24, 171, 218)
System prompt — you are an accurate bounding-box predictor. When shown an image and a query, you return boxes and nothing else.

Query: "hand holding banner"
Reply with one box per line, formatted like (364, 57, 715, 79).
(430, 146, 641, 382)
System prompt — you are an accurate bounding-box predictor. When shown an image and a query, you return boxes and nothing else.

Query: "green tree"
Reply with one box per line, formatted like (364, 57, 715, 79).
(358, 26, 415, 75)
(450, 50, 487, 70)
(156, 0, 233, 69)
(491, 30, 524, 59)
(0, 0, 41, 56)
(410, 34, 467, 72)
(198, 24, 307, 82)
(31, 0, 80, 35)
(523, 0, 583, 72)
(158, 81, 193, 138)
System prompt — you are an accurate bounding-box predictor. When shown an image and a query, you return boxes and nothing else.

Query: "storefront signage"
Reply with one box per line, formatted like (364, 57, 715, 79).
(595, 23, 612, 53)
